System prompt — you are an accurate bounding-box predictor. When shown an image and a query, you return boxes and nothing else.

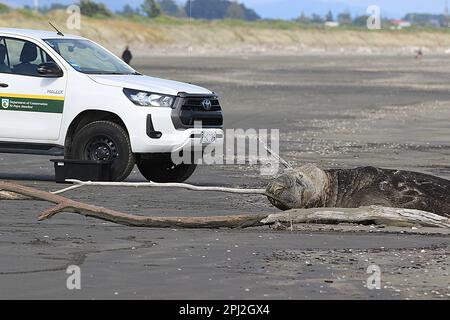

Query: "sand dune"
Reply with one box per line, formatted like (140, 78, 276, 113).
(1, 10, 450, 56)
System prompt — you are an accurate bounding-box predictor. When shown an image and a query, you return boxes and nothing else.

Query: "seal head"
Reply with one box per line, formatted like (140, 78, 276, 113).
(266, 164, 329, 210)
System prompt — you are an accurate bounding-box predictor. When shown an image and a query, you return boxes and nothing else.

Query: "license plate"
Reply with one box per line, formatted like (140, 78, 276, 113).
(201, 131, 217, 144)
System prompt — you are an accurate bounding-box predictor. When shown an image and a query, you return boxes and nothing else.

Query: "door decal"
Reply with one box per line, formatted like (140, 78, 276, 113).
(0, 93, 64, 114)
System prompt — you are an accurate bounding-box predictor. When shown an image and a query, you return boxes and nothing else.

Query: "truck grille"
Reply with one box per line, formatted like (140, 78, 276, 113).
(181, 98, 222, 112)
(172, 94, 224, 129)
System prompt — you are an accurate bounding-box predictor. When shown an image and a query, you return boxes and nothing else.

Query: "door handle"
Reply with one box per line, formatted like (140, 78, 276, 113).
(0, 83, 8, 88)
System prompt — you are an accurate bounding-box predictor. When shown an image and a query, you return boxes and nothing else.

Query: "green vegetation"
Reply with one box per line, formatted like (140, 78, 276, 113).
(0, 3, 10, 14)
(79, 0, 112, 17)
(185, 0, 260, 21)
(40, 3, 67, 13)
(141, 0, 161, 18)
(158, 0, 183, 17)
(118, 4, 139, 17)
(1, 2, 449, 35)
(14, 0, 450, 30)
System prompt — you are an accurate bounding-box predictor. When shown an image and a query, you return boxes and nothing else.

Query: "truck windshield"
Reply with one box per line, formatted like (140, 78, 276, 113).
(44, 39, 137, 75)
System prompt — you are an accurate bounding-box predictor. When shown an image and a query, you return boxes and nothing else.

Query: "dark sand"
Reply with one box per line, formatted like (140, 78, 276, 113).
(0, 55, 449, 299)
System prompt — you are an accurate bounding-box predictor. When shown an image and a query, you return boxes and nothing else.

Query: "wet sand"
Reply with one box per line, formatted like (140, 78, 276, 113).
(0, 55, 449, 299)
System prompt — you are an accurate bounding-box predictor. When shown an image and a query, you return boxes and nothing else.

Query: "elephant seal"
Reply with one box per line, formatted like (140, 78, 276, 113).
(266, 164, 450, 218)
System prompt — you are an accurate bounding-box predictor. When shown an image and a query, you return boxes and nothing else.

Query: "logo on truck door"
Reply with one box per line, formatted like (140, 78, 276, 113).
(0, 94, 64, 114)
(1, 99, 9, 109)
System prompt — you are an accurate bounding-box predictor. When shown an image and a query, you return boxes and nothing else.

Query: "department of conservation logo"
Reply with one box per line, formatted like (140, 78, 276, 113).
(1, 99, 9, 109)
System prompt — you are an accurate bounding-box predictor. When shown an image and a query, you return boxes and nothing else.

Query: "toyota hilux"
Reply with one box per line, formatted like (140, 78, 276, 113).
(0, 28, 224, 182)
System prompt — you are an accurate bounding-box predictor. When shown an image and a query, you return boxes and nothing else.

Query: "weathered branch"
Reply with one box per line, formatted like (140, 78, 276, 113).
(0, 190, 29, 200)
(262, 206, 450, 229)
(54, 180, 268, 196)
(2, 179, 267, 199)
(0, 181, 267, 229)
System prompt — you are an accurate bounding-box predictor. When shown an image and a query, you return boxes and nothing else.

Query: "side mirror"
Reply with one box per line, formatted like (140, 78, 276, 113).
(37, 62, 63, 78)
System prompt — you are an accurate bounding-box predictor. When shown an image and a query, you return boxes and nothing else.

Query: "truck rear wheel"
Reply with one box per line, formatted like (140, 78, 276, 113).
(69, 121, 135, 182)
(137, 157, 197, 183)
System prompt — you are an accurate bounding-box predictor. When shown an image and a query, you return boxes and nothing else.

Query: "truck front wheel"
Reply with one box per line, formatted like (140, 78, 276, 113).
(69, 121, 135, 182)
(137, 157, 197, 183)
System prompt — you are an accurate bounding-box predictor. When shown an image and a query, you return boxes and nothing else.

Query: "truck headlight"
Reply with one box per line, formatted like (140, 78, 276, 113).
(123, 88, 175, 107)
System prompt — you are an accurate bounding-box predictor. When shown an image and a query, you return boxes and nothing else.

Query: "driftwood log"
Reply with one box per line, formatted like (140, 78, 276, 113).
(0, 181, 266, 229)
(1, 180, 450, 229)
(262, 206, 450, 229)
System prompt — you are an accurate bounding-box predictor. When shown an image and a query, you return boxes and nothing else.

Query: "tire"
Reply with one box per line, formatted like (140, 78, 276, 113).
(68, 121, 135, 182)
(137, 157, 197, 183)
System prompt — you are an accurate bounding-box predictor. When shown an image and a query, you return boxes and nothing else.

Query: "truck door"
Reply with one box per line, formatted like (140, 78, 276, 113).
(0, 37, 67, 141)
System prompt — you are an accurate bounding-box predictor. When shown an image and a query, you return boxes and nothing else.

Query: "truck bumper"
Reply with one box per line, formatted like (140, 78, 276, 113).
(128, 109, 224, 154)
(127, 94, 224, 154)
(131, 128, 224, 153)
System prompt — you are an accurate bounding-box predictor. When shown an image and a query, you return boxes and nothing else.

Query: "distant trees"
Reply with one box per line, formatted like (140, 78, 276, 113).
(310, 14, 324, 24)
(185, 0, 260, 21)
(118, 4, 140, 17)
(79, 0, 112, 17)
(141, 0, 161, 18)
(40, 0, 257, 22)
(158, 0, 180, 16)
(297, 11, 310, 24)
(338, 12, 352, 25)
(40, 3, 67, 13)
(353, 15, 369, 26)
(325, 10, 334, 22)
(0, 3, 10, 14)
(117, 2, 166, 18)
(226, 2, 246, 20)
(21, 0, 436, 29)
(186, 0, 228, 20)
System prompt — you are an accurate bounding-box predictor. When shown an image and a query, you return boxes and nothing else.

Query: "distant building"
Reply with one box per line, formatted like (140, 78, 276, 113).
(324, 21, 340, 28)
(390, 19, 412, 29)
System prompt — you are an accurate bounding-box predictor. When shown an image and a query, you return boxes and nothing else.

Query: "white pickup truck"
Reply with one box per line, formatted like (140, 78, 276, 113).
(0, 28, 224, 182)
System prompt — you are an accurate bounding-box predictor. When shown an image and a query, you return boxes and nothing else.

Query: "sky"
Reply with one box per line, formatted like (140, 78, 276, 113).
(4, 0, 449, 20)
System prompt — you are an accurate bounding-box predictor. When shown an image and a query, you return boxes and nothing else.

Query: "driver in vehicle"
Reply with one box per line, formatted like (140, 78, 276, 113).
(13, 42, 39, 76)
(0, 44, 10, 73)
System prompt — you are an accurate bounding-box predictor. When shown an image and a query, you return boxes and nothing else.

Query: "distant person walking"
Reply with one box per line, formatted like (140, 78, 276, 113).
(415, 48, 423, 60)
(122, 46, 133, 65)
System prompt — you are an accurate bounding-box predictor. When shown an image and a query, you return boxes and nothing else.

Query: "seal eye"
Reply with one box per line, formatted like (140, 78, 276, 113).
(295, 177, 307, 188)
(270, 183, 285, 195)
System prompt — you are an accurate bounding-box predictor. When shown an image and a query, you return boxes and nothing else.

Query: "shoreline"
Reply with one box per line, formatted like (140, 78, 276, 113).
(129, 48, 450, 58)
